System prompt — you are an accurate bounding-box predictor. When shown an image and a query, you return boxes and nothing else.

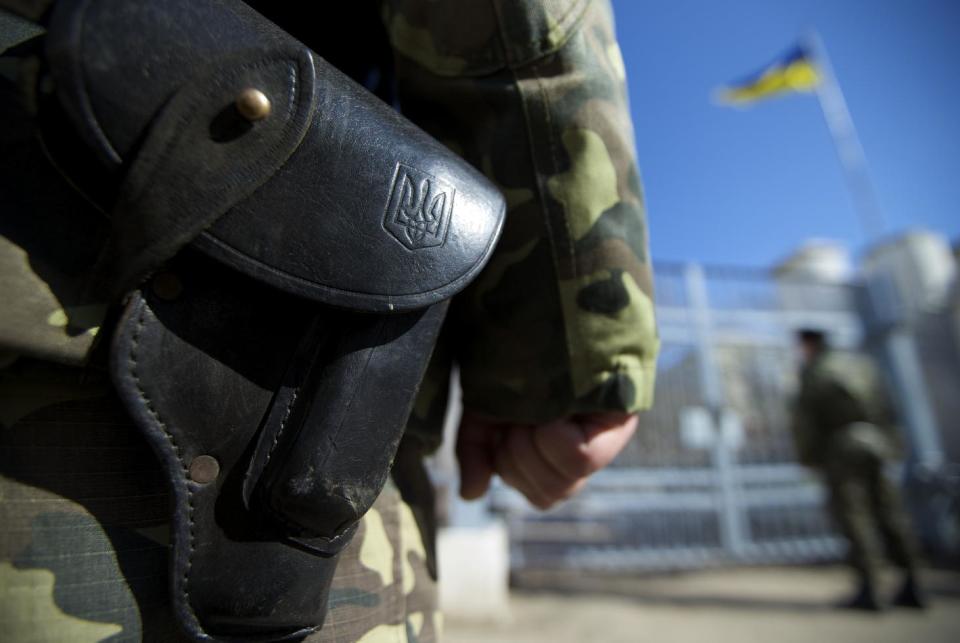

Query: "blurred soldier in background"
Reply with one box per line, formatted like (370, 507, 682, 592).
(1, 1, 657, 641)
(791, 329, 925, 611)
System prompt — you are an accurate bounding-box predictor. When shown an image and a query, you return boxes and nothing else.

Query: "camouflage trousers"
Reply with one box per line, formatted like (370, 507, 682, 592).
(0, 358, 441, 642)
(823, 444, 920, 586)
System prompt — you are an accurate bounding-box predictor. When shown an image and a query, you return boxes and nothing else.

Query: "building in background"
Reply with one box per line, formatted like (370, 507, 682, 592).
(774, 239, 852, 284)
(862, 231, 957, 319)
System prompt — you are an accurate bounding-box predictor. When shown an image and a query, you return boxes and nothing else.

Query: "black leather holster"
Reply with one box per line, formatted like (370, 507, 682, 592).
(18, 0, 505, 640)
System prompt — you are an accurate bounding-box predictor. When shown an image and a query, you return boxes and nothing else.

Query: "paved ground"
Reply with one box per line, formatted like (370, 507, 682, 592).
(444, 566, 960, 643)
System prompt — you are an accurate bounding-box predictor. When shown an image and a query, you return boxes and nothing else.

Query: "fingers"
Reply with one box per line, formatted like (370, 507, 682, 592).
(533, 414, 638, 481)
(578, 412, 638, 440)
(458, 414, 575, 509)
(501, 425, 586, 509)
(455, 412, 499, 500)
(457, 439, 494, 500)
(533, 417, 598, 480)
(493, 439, 548, 509)
(457, 410, 639, 511)
(525, 413, 637, 509)
(577, 413, 638, 470)
(495, 426, 583, 509)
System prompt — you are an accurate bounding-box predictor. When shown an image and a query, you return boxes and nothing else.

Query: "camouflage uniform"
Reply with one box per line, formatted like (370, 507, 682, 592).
(1, 0, 656, 641)
(791, 350, 919, 590)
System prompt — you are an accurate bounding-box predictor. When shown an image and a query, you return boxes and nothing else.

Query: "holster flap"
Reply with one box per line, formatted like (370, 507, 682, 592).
(45, 0, 505, 312)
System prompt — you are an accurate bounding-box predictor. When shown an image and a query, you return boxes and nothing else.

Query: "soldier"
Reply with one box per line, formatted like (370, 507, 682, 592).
(1, 1, 657, 641)
(791, 329, 925, 611)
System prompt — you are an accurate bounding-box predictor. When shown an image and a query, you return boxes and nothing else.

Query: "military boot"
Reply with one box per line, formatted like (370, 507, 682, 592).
(838, 580, 883, 612)
(892, 574, 929, 609)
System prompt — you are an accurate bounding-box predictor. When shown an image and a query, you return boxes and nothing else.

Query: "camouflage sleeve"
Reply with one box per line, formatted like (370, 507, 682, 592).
(382, 0, 659, 423)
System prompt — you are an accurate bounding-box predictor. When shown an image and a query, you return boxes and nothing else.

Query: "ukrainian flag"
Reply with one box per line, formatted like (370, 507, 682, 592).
(717, 45, 821, 105)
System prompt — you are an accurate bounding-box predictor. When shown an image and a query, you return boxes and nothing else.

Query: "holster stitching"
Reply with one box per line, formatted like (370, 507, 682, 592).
(261, 389, 299, 473)
(128, 304, 201, 631)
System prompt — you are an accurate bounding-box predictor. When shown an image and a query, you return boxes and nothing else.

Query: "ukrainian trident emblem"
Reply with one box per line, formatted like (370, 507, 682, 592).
(383, 163, 454, 250)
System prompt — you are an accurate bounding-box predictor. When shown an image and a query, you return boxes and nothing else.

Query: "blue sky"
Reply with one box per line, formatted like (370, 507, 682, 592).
(611, 0, 960, 267)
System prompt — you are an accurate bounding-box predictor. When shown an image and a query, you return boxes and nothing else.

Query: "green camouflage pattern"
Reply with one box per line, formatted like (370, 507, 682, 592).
(385, 0, 658, 429)
(791, 350, 918, 584)
(0, 360, 440, 643)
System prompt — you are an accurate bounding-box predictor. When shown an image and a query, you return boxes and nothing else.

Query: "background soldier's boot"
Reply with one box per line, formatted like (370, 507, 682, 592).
(892, 572, 929, 609)
(838, 575, 883, 612)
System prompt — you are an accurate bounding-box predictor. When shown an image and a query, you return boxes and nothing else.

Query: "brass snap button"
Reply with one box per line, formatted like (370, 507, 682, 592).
(189, 455, 220, 484)
(235, 88, 271, 122)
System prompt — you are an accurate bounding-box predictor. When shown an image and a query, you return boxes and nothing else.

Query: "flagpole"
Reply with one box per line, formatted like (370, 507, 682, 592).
(805, 32, 946, 474)
(804, 31, 887, 242)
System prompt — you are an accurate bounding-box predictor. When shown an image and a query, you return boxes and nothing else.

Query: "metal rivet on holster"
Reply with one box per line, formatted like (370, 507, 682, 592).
(236, 88, 271, 122)
(189, 455, 220, 484)
(151, 272, 183, 301)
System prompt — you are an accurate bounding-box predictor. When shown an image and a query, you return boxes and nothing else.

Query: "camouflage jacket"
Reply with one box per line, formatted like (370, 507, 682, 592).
(791, 350, 898, 467)
(391, 0, 659, 441)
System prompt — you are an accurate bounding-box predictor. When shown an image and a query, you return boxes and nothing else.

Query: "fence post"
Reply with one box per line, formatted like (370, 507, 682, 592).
(862, 268, 945, 469)
(684, 263, 749, 559)
(883, 330, 945, 469)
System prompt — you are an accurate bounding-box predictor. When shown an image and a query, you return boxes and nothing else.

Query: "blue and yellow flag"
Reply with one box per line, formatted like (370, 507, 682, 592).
(717, 45, 821, 105)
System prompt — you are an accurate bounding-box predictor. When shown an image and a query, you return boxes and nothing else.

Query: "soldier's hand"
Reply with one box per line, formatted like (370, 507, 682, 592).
(456, 411, 638, 510)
